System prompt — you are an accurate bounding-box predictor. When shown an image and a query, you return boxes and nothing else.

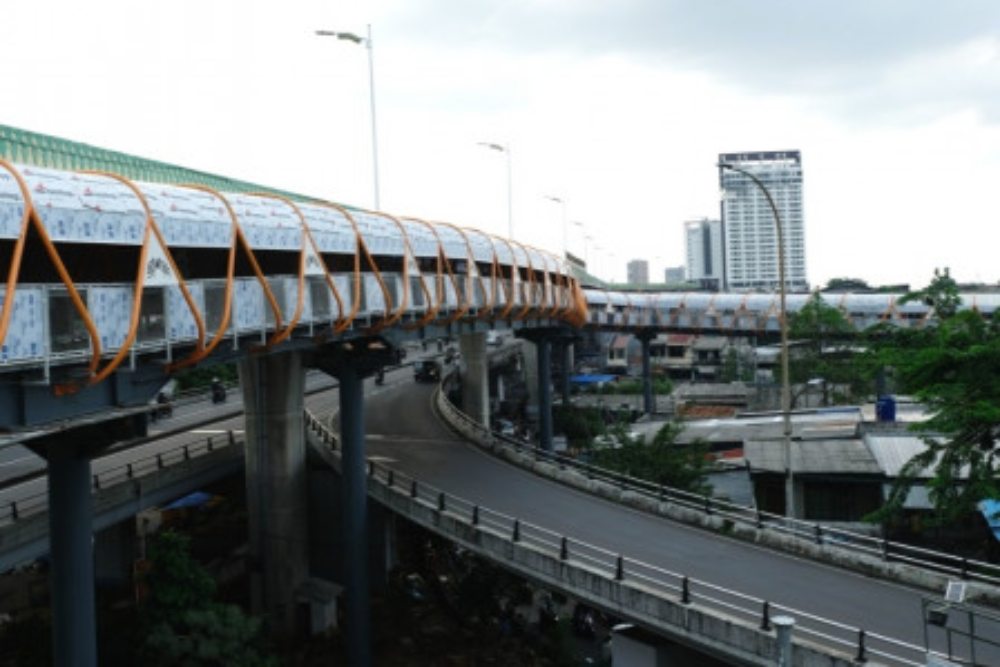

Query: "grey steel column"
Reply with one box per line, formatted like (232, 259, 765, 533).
(560, 342, 572, 404)
(339, 365, 371, 667)
(641, 336, 654, 415)
(48, 444, 97, 667)
(537, 339, 553, 451)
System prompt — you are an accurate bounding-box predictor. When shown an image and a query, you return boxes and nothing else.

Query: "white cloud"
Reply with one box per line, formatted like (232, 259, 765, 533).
(1, 0, 998, 287)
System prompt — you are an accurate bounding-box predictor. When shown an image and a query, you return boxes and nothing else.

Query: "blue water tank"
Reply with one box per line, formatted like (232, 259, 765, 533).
(875, 395, 896, 422)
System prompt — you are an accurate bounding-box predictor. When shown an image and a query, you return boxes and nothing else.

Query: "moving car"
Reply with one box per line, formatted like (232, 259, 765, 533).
(413, 359, 441, 383)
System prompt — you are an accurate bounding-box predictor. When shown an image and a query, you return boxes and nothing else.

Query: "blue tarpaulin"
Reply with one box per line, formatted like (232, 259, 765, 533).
(570, 374, 617, 386)
(163, 491, 213, 511)
(979, 499, 1000, 542)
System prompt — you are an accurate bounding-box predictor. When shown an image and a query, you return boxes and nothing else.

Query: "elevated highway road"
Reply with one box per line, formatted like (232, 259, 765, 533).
(361, 380, 996, 662)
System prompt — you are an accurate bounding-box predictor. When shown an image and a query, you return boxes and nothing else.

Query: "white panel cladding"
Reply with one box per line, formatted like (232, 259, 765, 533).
(408, 275, 427, 310)
(463, 229, 494, 263)
(228, 194, 301, 251)
(510, 243, 529, 269)
(20, 166, 145, 245)
(399, 219, 439, 258)
(490, 236, 514, 265)
(282, 277, 306, 323)
(139, 182, 232, 248)
(233, 278, 265, 332)
(0, 287, 44, 361)
(307, 276, 332, 323)
(434, 225, 469, 262)
(442, 278, 458, 308)
(166, 282, 205, 342)
(333, 275, 356, 317)
(0, 167, 26, 239)
(481, 277, 494, 307)
(364, 274, 388, 313)
(352, 211, 405, 257)
(298, 202, 358, 255)
(527, 248, 546, 273)
(88, 286, 131, 350)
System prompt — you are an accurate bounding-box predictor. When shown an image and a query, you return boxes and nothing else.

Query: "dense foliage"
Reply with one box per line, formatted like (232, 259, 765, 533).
(591, 377, 672, 396)
(870, 269, 1000, 523)
(591, 422, 712, 495)
(140, 531, 276, 667)
(788, 291, 871, 406)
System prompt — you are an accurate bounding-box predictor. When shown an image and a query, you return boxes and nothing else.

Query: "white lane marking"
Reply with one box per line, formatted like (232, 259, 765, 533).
(368, 456, 398, 463)
(191, 429, 244, 435)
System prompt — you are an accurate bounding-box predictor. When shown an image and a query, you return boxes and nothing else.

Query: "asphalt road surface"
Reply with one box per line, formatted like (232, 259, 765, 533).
(362, 381, 997, 665)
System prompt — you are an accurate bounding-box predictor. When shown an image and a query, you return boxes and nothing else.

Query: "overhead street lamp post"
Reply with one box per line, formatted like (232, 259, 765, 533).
(544, 195, 568, 259)
(719, 161, 795, 518)
(316, 25, 380, 210)
(478, 142, 513, 238)
(570, 220, 586, 264)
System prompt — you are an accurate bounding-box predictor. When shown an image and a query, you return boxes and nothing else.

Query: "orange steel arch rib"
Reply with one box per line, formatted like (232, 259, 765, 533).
(424, 222, 471, 325)
(348, 210, 398, 335)
(0, 161, 103, 392)
(458, 227, 498, 321)
(309, 202, 369, 334)
(441, 222, 490, 319)
(367, 211, 411, 332)
(0, 160, 34, 354)
(80, 170, 206, 388)
(246, 193, 331, 348)
(491, 236, 519, 321)
(397, 217, 443, 331)
(166, 184, 283, 370)
(509, 240, 536, 322)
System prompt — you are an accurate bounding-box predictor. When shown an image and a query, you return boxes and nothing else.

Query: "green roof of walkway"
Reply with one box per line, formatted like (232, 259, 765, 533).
(0, 123, 335, 204)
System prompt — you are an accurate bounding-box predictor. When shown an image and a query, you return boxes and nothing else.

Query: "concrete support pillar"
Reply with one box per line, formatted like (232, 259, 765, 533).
(48, 444, 97, 667)
(95, 519, 137, 589)
(523, 340, 539, 412)
(560, 342, 572, 405)
(239, 351, 308, 637)
(640, 336, 654, 415)
(537, 339, 553, 451)
(459, 332, 489, 427)
(337, 365, 371, 667)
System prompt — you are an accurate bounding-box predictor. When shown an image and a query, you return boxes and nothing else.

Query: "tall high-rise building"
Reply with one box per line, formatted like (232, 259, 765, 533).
(718, 151, 807, 291)
(684, 218, 723, 291)
(626, 259, 649, 285)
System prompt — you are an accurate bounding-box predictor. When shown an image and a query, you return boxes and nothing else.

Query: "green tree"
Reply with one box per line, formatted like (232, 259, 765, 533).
(823, 277, 871, 292)
(788, 291, 869, 406)
(720, 346, 754, 383)
(870, 269, 1000, 523)
(592, 422, 712, 495)
(140, 531, 276, 667)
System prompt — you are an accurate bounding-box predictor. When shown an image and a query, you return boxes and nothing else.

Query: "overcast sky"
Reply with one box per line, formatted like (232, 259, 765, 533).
(3, 1, 999, 287)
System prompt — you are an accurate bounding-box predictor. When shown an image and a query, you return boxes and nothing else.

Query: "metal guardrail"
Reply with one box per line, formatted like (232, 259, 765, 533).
(436, 389, 1000, 590)
(303, 409, 926, 666)
(0, 430, 240, 527)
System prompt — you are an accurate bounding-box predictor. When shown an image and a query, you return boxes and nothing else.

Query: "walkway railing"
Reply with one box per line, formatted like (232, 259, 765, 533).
(0, 430, 241, 527)
(435, 388, 1000, 592)
(303, 409, 928, 666)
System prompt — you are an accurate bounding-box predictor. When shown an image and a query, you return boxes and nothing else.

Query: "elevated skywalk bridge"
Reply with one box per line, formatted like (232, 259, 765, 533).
(4, 124, 1000, 667)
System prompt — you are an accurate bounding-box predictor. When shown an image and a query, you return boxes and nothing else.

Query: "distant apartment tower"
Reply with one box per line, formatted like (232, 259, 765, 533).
(719, 151, 807, 291)
(663, 266, 685, 284)
(684, 218, 723, 291)
(627, 259, 649, 285)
